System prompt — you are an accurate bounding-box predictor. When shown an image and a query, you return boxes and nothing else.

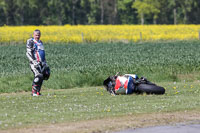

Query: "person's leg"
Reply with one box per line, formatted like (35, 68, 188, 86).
(37, 80, 43, 95)
(30, 64, 43, 96)
(127, 77, 136, 94)
(32, 74, 43, 95)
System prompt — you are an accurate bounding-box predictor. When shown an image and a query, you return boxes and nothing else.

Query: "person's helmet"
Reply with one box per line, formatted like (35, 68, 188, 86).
(103, 76, 117, 95)
(43, 66, 50, 80)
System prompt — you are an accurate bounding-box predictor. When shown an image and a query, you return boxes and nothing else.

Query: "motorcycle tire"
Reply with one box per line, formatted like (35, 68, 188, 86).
(136, 83, 165, 94)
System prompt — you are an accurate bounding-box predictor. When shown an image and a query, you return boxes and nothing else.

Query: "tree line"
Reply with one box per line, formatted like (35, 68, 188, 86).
(0, 0, 200, 26)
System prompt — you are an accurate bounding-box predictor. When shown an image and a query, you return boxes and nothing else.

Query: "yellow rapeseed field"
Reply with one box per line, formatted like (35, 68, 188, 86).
(0, 25, 200, 43)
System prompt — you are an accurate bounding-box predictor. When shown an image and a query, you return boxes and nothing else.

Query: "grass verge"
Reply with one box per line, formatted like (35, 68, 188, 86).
(0, 81, 200, 131)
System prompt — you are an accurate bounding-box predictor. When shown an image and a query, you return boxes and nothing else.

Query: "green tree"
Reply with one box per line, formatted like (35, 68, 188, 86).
(118, 0, 137, 24)
(132, 0, 160, 24)
(1, 0, 16, 25)
(24, 0, 48, 25)
(0, 0, 6, 25)
(14, 0, 29, 25)
(0, 0, 200, 25)
(187, 0, 200, 24)
(86, 0, 100, 24)
(43, 0, 66, 25)
(180, 0, 196, 24)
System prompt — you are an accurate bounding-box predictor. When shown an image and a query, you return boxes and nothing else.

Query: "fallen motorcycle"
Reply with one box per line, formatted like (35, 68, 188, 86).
(103, 73, 165, 95)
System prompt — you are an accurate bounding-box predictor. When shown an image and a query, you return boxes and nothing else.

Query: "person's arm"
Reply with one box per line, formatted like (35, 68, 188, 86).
(26, 39, 36, 63)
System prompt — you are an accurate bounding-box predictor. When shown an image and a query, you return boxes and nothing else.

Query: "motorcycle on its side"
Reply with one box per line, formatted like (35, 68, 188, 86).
(103, 73, 165, 95)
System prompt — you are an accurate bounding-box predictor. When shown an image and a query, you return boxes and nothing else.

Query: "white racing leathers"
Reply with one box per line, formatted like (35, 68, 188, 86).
(26, 38, 46, 94)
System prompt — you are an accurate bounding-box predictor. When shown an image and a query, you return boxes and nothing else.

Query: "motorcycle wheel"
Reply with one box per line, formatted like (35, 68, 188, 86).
(136, 84, 165, 94)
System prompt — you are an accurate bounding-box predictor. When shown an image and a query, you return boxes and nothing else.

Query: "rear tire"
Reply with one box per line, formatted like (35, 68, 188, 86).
(136, 84, 165, 94)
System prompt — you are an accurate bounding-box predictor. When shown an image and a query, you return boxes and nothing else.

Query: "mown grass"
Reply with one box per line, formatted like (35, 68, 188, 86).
(1, 40, 200, 93)
(0, 81, 200, 130)
(1, 41, 200, 130)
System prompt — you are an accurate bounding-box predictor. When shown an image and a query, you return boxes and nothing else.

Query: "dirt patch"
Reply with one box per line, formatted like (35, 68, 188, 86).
(1, 111, 200, 133)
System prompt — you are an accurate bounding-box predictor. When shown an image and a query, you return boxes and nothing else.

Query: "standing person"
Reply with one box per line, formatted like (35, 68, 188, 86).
(26, 29, 50, 96)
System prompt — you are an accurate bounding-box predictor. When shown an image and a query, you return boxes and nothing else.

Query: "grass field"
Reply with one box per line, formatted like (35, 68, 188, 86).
(1, 41, 200, 132)
(1, 40, 200, 93)
(0, 81, 200, 130)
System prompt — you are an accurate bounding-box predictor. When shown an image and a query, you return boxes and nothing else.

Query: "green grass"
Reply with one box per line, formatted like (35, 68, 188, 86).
(1, 41, 200, 131)
(1, 40, 200, 93)
(0, 81, 200, 130)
